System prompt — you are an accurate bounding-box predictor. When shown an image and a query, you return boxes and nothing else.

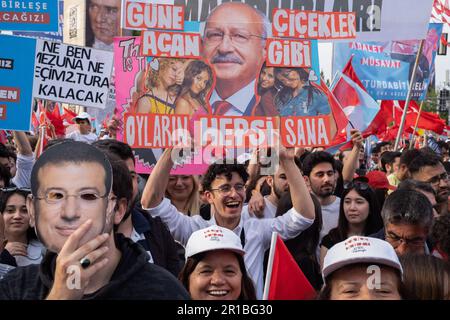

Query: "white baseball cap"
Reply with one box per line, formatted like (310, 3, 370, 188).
(73, 112, 92, 123)
(185, 225, 245, 259)
(322, 236, 403, 281)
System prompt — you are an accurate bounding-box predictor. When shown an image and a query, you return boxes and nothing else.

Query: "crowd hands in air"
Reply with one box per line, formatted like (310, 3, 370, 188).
(0, 115, 449, 301)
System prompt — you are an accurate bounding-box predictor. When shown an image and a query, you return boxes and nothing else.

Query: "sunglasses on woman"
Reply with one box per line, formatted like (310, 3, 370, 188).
(343, 181, 370, 191)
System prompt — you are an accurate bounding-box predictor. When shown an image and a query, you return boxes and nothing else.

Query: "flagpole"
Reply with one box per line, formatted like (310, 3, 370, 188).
(394, 39, 425, 151)
(262, 232, 278, 300)
(409, 100, 425, 149)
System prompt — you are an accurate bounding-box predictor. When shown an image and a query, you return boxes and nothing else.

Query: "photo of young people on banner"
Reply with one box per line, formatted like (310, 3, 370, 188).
(256, 66, 331, 117)
(117, 1, 345, 174)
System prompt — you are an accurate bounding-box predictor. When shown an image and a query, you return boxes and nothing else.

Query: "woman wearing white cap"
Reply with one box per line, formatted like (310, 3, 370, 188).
(178, 225, 256, 300)
(319, 236, 406, 300)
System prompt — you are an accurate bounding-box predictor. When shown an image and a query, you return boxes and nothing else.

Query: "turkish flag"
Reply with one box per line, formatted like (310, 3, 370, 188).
(264, 233, 316, 300)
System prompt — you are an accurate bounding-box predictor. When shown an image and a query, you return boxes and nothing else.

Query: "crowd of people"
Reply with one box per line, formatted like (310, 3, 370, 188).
(0, 118, 449, 300)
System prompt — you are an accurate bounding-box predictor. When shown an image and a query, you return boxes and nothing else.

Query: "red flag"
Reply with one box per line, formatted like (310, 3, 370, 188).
(31, 112, 39, 131)
(62, 107, 77, 125)
(397, 100, 445, 134)
(317, 78, 348, 141)
(264, 233, 316, 300)
(328, 56, 380, 149)
(364, 100, 395, 137)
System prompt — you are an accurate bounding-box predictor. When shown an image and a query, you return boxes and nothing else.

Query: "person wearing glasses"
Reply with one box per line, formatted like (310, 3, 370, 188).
(201, 2, 268, 116)
(408, 150, 449, 216)
(0, 141, 189, 300)
(319, 180, 383, 268)
(85, 0, 121, 51)
(141, 146, 316, 299)
(371, 189, 434, 256)
(0, 187, 44, 267)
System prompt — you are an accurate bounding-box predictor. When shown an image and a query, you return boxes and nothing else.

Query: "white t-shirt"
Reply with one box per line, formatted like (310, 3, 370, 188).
(242, 197, 278, 220)
(11, 153, 34, 188)
(319, 196, 341, 242)
(66, 131, 98, 144)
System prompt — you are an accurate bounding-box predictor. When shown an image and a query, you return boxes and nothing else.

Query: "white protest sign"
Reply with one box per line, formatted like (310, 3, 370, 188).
(33, 40, 113, 109)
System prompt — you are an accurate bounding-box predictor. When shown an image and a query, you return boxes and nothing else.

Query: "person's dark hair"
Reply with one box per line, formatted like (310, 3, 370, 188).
(44, 138, 76, 151)
(202, 162, 249, 191)
(431, 214, 450, 259)
(333, 159, 344, 198)
(0, 188, 37, 242)
(5, 145, 16, 162)
(437, 140, 448, 151)
(443, 161, 450, 174)
(31, 141, 113, 197)
(408, 150, 442, 176)
(381, 189, 433, 229)
(179, 60, 213, 105)
(400, 149, 420, 166)
(380, 151, 401, 172)
(105, 154, 133, 210)
(257, 63, 276, 95)
(0, 143, 10, 159)
(328, 183, 383, 244)
(399, 254, 450, 300)
(397, 179, 436, 196)
(374, 188, 388, 209)
(276, 192, 323, 258)
(275, 192, 323, 290)
(371, 143, 381, 154)
(0, 164, 11, 188)
(92, 139, 135, 164)
(318, 263, 406, 300)
(302, 151, 336, 177)
(178, 251, 257, 300)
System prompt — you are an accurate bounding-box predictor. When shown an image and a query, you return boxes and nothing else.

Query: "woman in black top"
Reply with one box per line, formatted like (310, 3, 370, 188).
(319, 181, 383, 267)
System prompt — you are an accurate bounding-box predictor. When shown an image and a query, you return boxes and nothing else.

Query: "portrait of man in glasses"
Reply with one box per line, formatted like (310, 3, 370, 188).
(201, 2, 268, 116)
(0, 141, 189, 300)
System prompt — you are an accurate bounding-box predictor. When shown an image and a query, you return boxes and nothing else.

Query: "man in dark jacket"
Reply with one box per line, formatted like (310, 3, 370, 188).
(0, 141, 189, 299)
(93, 140, 183, 276)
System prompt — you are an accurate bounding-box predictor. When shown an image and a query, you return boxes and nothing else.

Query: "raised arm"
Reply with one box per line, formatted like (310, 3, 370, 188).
(342, 129, 363, 182)
(279, 144, 315, 220)
(141, 148, 173, 209)
(12, 131, 33, 156)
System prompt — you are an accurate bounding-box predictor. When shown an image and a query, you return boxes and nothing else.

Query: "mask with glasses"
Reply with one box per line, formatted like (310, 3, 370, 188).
(34, 189, 109, 207)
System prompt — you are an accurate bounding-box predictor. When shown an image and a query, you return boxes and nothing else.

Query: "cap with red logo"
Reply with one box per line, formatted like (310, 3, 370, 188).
(322, 236, 403, 281)
(185, 225, 245, 259)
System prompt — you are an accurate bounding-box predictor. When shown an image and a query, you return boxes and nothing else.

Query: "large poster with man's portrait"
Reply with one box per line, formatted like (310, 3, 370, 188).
(116, 0, 358, 173)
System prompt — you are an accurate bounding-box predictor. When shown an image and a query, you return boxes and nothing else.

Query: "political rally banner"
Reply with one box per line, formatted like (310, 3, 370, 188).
(116, 1, 340, 174)
(170, 0, 433, 42)
(0, 0, 59, 32)
(0, 35, 35, 131)
(13, 0, 64, 41)
(333, 23, 444, 101)
(32, 40, 114, 109)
